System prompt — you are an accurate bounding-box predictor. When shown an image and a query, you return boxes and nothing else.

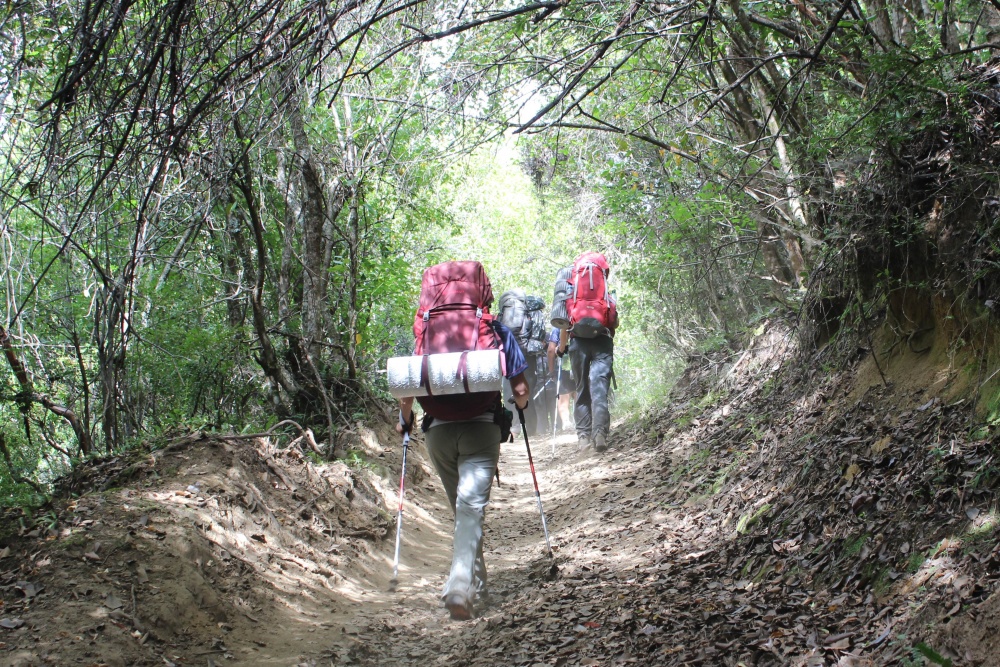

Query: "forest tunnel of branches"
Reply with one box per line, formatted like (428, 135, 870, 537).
(2, 0, 1000, 493)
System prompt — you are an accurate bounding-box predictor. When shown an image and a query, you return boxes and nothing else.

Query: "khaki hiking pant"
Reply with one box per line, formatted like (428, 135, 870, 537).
(424, 420, 500, 604)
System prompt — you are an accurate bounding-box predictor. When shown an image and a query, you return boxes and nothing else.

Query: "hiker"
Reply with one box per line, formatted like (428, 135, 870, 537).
(564, 252, 618, 452)
(525, 295, 551, 434)
(498, 289, 544, 436)
(546, 327, 574, 431)
(396, 261, 529, 621)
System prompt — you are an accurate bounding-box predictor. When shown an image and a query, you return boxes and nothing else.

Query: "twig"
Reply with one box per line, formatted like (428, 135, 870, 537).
(866, 332, 888, 387)
(293, 488, 332, 513)
(257, 446, 298, 493)
(101, 541, 126, 565)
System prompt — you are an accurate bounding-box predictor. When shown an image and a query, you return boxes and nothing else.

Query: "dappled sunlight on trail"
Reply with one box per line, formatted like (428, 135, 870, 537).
(311, 424, 718, 666)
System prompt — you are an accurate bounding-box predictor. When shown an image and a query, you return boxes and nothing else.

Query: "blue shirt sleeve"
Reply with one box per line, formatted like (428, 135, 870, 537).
(548, 328, 560, 344)
(491, 321, 528, 378)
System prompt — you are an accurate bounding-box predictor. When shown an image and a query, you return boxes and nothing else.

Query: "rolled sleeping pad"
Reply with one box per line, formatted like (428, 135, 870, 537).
(387, 349, 504, 399)
(550, 300, 570, 330)
(551, 267, 573, 329)
(553, 267, 572, 297)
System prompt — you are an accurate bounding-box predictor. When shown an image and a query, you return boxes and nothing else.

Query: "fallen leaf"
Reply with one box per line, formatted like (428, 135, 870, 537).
(0, 618, 24, 629)
(844, 464, 861, 483)
(105, 594, 123, 610)
(871, 436, 892, 455)
(15, 581, 41, 598)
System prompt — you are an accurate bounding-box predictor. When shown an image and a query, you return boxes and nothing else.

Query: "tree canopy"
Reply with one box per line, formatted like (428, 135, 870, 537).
(1, 0, 998, 492)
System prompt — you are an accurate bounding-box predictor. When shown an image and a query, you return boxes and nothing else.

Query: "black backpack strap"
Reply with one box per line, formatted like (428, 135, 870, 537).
(419, 355, 433, 396)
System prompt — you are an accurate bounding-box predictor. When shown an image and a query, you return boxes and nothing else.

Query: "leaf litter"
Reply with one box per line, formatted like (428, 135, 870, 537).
(1, 320, 1000, 665)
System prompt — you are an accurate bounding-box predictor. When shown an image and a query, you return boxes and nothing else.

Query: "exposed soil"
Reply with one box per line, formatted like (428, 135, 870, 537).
(3, 320, 1000, 666)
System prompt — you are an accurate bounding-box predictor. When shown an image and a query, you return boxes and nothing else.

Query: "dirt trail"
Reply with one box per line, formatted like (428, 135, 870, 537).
(314, 427, 675, 666)
(3, 419, 663, 667)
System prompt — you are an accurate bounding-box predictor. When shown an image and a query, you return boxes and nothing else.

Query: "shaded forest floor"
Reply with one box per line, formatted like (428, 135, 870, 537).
(3, 319, 1000, 665)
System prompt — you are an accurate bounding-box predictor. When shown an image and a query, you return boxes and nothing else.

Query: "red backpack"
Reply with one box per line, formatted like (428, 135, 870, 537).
(566, 251, 618, 338)
(413, 261, 502, 420)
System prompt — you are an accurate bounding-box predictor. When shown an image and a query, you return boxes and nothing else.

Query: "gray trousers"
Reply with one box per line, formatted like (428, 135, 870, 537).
(424, 421, 500, 603)
(521, 354, 542, 436)
(569, 335, 614, 440)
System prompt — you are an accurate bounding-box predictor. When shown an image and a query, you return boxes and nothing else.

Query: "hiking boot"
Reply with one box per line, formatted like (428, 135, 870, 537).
(594, 432, 608, 453)
(577, 435, 592, 452)
(444, 593, 473, 621)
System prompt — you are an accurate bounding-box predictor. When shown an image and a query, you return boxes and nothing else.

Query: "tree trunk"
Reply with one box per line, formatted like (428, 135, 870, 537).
(231, 118, 301, 400)
(345, 189, 360, 380)
(289, 106, 332, 360)
(941, 0, 960, 53)
(94, 284, 124, 451)
(275, 149, 299, 326)
(0, 323, 93, 455)
(867, 0, 895, 47)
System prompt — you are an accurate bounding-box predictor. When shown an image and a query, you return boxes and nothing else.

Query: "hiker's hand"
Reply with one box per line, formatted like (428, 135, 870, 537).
(556, 348, 565, 358)
(396, 400, 414, 434)
(509, 371, 529, 410)
(396, 412, 414, 435)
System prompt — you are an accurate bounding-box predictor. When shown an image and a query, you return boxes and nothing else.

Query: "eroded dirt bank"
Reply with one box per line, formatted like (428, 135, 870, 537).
(315, 323, 1000, 666)
(4, 321, 1000, 665)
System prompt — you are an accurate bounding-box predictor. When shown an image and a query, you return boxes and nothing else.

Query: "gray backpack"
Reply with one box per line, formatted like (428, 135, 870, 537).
(498, 289, 531, 349)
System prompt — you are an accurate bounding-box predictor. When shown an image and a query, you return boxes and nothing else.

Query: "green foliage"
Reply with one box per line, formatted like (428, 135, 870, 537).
(913, 642, 953, 667)
(4, 0, 999, 491)
(735, 503, 772, 534)
(842, 533, 869, 559)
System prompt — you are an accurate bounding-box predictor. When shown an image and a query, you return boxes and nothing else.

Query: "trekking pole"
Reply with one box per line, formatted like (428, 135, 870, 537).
(516, 406, 554, 561)
(551, 369, 560, 455)
(389, 413, 415, 592)
(531, 378, 552, 402)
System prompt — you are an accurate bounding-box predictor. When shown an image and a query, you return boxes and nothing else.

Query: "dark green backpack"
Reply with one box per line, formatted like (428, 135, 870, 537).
(525, 296, 547, 354)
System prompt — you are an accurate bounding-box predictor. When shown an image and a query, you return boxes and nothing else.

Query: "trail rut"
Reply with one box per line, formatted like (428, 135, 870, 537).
(313, 428, 678, 666)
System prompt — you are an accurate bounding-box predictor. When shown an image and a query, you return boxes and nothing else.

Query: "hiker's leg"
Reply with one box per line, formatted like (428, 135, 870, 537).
(539, 356, 555, 434)
(556, 368, 573, 429)
(521, 356, 539, 435)
(559, 392, 572, 429)
(424, 423, 461, 511)
(444, 421, 501, 602)
(589, 337, 615, 440)
(570, 339, 592, 439)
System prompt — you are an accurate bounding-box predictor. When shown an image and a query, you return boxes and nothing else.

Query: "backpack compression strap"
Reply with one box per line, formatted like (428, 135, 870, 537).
(457, 351, 471, 393)
(419, 355, 434, 396)
(572, 262, 599, 302)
